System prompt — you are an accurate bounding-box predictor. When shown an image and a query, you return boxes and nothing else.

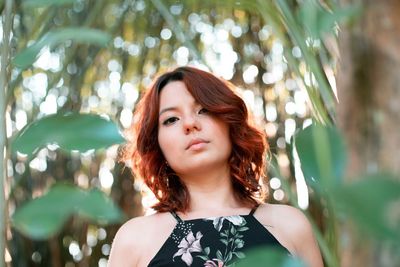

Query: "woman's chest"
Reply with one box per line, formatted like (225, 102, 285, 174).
(148, 215, 286, 267)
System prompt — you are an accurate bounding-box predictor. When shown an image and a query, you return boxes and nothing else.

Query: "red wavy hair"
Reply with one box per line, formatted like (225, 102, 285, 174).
(126, 66, 268, 212)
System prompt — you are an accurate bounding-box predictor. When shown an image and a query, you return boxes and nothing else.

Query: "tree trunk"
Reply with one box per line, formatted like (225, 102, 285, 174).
(336, 0, 400, 266)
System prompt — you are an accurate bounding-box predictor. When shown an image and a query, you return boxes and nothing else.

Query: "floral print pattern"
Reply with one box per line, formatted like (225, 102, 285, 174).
(206, 215, 246, 231)
(172, 215, 249, 266)
(173, 231, 204, 266)
(148, 209, 289, 267)
(204, 259, 225, 267)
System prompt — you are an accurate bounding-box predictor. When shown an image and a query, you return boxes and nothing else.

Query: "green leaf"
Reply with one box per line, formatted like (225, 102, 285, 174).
(11, 185, 81, 239)
(298, 0, 361, 39)
(216, 250, 223, 261)
(12, 183, 124, 240)
(13, 27, 111, 69)
(204, 247, 210, 255)
(236, 247, 305, 267)
(78, 189, 124, 223)
(12, 113, 125, 155)
(234, 251, 245, 259)
(230, 226, 236, 235)
(330, 174, 400, 241)
(298, 0, 320, 39)
(294, 123, 346, 190)
(22, 0, 77, 8)
(226, 252, 233, 262)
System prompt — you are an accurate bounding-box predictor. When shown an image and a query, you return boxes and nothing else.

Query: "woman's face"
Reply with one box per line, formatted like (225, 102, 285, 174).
(157, 81, 232, 176)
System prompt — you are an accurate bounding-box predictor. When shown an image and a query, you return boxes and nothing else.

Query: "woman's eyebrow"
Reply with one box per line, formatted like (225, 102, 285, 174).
(159, 106, 178, 117)
(159, 101, 199, 117)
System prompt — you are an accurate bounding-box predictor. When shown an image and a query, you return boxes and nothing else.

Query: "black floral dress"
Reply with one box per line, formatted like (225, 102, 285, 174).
(148, 206, 288, 267)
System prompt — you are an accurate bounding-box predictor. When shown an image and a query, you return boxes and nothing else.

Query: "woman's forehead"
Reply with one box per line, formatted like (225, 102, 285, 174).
(159, 81, 198, 107)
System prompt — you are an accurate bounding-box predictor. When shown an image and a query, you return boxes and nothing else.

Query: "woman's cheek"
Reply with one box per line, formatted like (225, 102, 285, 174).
(158, 129, 177, 160)
(157, 130, 168, 156)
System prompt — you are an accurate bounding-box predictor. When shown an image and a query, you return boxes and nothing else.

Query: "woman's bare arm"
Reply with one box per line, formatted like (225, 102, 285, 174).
(108, 219, 141, 267)
(288, 207, 324, 267)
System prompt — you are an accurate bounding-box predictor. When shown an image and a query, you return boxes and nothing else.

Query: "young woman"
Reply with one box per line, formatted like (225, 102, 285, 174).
(108, 66, 323, 267)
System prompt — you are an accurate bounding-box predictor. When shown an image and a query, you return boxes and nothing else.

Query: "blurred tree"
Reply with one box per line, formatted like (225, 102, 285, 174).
(337, 0, 400, 266)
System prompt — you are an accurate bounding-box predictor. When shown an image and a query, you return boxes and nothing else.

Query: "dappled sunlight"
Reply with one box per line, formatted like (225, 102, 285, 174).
(34, 46, 62, 72)
(293, 146, 310, 210)
(2, 1, 347, 266)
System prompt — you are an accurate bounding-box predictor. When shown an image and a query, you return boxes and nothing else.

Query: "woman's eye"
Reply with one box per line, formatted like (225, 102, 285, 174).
(162, 117, 178, 125)
(198, 108, 209, 114)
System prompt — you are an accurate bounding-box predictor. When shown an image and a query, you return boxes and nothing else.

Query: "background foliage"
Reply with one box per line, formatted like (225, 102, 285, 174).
(1, 0, 399, 266)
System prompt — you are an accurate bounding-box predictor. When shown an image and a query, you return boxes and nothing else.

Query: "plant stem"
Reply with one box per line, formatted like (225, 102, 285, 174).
(0, 0, 13, 266)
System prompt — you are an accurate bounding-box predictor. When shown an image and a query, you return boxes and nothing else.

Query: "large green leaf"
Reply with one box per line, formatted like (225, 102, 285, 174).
(78, 189, 124, 223)
(13, 27, 111, 69)
(298, 0, 360, 39)
(294, 123, 346, 190)
(330, 174, 400, 241)
(22, 0, 76, 8)
(12, 183, 124, 240)
(11, 113, 125, 155)
(236, 247, 305, 267)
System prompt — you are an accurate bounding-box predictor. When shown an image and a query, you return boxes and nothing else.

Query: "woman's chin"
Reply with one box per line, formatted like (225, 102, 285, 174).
(173, 160, 230, 176)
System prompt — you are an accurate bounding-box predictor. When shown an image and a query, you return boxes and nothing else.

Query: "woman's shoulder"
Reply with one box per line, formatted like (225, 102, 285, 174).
(256, 203, 309, 226)
(108, 212, 176, 266)
(112, 211, 175, 244)
(255, 203, 323, 267)
(255, 203, 314, 250)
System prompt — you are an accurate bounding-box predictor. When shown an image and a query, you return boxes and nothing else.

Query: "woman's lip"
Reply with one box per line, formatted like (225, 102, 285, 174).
(186, 139, 209, 150)
(187, 141, 208, 150)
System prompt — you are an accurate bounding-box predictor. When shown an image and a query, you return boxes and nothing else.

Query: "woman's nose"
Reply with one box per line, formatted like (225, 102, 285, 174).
(183, 114, 201, 134)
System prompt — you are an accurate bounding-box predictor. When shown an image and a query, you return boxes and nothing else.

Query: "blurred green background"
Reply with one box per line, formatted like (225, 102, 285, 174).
(1, 0, 399, 266)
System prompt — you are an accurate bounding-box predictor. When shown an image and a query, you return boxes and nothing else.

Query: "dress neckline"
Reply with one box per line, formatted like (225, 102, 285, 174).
(170, 205, 259, 223)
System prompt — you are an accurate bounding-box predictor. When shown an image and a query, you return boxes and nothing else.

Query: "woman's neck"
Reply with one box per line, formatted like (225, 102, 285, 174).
(177, 166, 250, 218)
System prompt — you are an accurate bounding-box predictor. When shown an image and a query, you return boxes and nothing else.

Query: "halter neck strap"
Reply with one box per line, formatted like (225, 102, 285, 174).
(249, 204, 260, 216)
(170, 211, 183, 223)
